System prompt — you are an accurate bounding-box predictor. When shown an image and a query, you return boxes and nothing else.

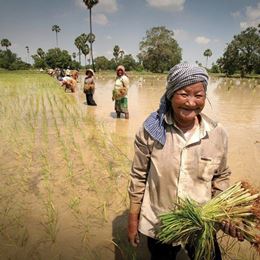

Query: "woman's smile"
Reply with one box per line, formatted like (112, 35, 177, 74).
(171, 82, 206, 129)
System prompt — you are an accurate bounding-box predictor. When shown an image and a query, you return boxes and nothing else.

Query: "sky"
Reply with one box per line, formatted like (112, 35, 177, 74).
(1, 0, 260, 66)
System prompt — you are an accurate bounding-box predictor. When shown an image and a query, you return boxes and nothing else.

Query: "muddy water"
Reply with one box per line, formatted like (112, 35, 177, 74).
(79, 75, 260, 186)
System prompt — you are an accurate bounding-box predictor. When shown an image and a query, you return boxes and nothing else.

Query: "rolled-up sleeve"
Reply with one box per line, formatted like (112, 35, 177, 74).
(128, 127, 153, 213)
(122, 75, 129, 88)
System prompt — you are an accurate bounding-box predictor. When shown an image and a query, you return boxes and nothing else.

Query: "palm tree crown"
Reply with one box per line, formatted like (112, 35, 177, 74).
(203, 49, 213, 68)
(52, 25, 61, 48)
(1, 38, 11, 50)
(83, 0, 99, 9)
(37, 48, 45, 59)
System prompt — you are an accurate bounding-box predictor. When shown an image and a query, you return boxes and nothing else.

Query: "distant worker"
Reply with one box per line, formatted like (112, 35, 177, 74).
(62, 70, 78, 93)
(65, 67, 71, 77)
(83, 69, 97, 106)
(112, 65, 130, 119)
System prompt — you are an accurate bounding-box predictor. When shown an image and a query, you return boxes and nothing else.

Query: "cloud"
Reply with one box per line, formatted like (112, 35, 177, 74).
(75, 0, 118, 13)
(76, 0, 118, 27)
(146, 0, 185, 11)
(240, 22, 248, 30)
(106, 35, 112, 40)
(93, 13, 109, 26)
(212, 38, 220, 43)
(106, 50, 113, 58)
(195, 36, 210, 45)
(173, 28, 189, 41)
(95, 0, 118, 13)
(231, 11, 240, 18)
(240, 3, 260, 30)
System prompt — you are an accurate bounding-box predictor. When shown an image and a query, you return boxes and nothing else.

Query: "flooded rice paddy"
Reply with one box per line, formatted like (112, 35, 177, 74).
(0, 71, 260, 260)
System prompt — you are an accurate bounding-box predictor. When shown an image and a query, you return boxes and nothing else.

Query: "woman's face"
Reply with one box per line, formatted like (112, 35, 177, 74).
(117, 69, 123, 76)
(171, 82, 206, 125)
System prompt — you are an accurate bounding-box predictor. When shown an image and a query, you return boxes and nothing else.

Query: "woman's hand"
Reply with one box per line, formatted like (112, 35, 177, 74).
(128, 213, 140, 247)
(221, 220, 244, 241)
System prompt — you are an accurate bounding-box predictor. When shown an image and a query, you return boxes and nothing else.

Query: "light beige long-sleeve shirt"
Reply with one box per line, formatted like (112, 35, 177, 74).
(128, 112, 231, 238)
(112, 75, 129, 100)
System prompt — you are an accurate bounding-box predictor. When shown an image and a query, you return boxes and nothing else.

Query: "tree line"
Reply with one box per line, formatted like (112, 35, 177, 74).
(1, 23, 259, 76)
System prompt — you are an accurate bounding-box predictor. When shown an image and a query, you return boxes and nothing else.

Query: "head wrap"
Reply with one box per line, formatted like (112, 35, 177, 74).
(86, 68, 95, 76)
(165, 63, 208, 100)
(144, 63, 209, 146)
(116, 65, 125, 74)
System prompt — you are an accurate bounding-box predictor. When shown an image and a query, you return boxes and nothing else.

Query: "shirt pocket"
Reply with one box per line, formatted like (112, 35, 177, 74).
(198, 157, 221, 182)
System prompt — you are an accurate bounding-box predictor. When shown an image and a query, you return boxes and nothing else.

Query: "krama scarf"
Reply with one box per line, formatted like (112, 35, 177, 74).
(143, 63, 209, 146)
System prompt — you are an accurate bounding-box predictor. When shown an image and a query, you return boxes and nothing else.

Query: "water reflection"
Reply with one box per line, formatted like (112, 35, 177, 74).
(211, 78, 260, 185)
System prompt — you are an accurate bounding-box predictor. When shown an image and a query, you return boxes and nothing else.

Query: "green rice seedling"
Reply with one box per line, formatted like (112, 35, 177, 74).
(33, 95, 40, 126)
(55, 132, 74, 179)
(41, 96, 48, 143)
(67, 195, 103, 244)
(53, 117, 61, 139)
(116, 180, 130, 208)
(41, 193, 59, 243)
(90, 126, 131, 180)
(71, 112, 80, 129)
(158, 182, 260, 260)
(81, 168, 98, 193)
(74, 214, 91, 244)
(73, 144, 84, 167)
(64, 103, 71, 114)
(56, 101, 67, 125)
(109, 240, 126, 259)
(68, 196, 81, 215)
(96, 201, 109, 223)
(72, 243, 101, 260)
(40, 150, 52, 180)
(46, 92, 55, 119)
(0, 196, 29, 252)
(112, 234, 138, 260)
(13, 225, 29, 248)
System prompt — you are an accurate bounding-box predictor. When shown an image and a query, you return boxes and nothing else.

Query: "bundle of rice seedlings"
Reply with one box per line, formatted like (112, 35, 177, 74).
(157, 181, 260, 260)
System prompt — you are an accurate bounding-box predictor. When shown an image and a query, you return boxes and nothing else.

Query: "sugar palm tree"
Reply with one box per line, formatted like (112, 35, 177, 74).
(25, 46, 30, 63)
(1, 38, 11, 50)
(37, 48, 45, 59)
(80, 33, 89, 45)
(74, 36, 83, 66)
(72, 52, 77, 61)
(83, 0, 99, 71)
(81, 44, 90, 67)
(203, 49, 212, 68)
(119, 49, 125, 60)
(52, 25, 61, 48)
(74, 33, 89, 67)
(113, 45, 120, 64)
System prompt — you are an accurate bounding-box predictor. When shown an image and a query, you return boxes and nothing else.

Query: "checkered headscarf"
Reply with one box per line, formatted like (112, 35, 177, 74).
(165, 63, 208, 100)
(143, 63, 209, 146)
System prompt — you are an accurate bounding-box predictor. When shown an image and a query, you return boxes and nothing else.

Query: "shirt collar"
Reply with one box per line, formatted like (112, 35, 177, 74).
(164, 111, 218, 139)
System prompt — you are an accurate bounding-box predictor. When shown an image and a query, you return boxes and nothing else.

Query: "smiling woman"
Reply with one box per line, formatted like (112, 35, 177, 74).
(171, 82, 206, 133)
(127, 63, 240, 260)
